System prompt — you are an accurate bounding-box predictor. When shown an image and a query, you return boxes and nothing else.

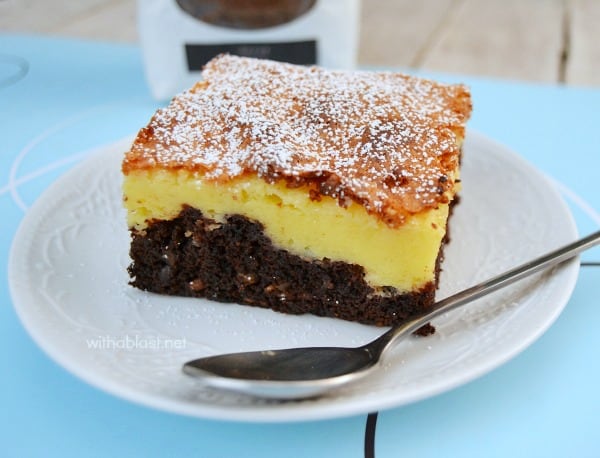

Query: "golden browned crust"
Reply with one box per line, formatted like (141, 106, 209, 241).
(123, 54, 472, 227)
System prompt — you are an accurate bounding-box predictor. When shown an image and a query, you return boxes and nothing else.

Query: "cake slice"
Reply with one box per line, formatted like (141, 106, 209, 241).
(123, 54, 472, 327)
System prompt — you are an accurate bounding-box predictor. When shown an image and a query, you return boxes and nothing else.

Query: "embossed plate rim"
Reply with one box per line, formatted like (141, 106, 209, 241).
(8, 130, 579, 422)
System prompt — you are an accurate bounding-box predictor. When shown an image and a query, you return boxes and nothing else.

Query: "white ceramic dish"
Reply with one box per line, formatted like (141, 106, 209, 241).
(9, 131, 579, 422)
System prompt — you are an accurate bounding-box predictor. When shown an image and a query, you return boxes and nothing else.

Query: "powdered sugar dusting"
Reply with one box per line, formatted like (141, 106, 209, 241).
(125, 55, 472, 226)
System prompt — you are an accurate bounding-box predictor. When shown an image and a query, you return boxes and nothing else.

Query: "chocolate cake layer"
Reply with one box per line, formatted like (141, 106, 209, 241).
(128, 207, 441, 328)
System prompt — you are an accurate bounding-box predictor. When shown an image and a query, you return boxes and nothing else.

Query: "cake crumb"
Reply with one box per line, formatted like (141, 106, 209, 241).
(414, 323, 436, 336)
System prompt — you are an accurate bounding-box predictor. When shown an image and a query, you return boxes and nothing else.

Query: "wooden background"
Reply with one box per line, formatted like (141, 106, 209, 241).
(1, 0, 599, 86)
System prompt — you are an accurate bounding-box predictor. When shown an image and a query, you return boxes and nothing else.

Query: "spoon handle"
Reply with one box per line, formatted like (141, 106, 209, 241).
(367, 230, 600, 355)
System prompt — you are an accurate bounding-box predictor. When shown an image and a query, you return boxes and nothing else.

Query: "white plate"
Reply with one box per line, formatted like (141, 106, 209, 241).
(9, 131, 579, 422)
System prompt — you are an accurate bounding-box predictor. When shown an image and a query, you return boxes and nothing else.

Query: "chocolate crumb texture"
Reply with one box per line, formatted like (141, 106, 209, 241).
(128, 207, 442, 327)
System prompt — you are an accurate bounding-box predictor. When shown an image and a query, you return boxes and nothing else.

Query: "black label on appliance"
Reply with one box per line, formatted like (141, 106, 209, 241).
(185, 40, 317, 70)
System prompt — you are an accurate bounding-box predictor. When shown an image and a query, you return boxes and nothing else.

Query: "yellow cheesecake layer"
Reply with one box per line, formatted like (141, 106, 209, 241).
(124, 170, 452, 290)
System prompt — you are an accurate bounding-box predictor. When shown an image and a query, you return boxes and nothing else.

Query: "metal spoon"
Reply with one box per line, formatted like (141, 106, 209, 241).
(183, 230, 600, 399)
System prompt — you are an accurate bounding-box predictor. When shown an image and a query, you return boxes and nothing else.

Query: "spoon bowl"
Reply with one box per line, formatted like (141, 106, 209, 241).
(184, 231, 600, 399)
(184, 347, 377, 399)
